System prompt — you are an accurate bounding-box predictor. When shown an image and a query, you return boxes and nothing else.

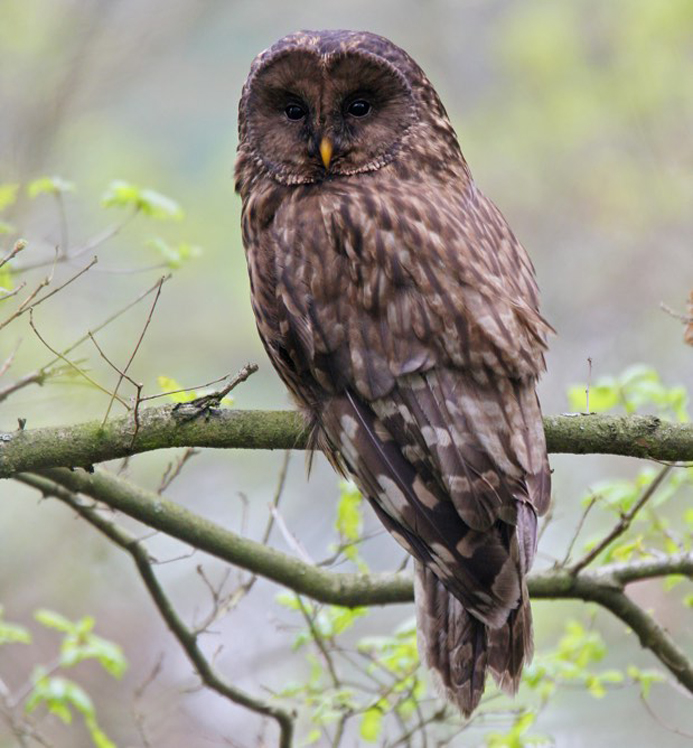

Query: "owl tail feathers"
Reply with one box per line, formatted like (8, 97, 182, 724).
(415, 565, 533, 717)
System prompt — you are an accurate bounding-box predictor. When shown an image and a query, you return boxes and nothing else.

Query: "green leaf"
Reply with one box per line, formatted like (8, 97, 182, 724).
(627, 666, 664, 698)
(138, 188, 184, 219)
(28, 176, 75, 198)
(0, 264, 13, 294)
(0, 607, 31, 645)
(485, 711, 549, 747)
(336, 481, 363, 541)
(101, 180, 140, 208)
(25, 671, 116, 748)
(610, 535, 644, 562)
(360, 707, 383, 742)
(84, 713, 117, 748)
(0, 183, 20, 211)
(275, 592, 303, 611)
(156, 375, 198, 403)
(568, 382, 619, 413)
(147, 238, 202, 268)
(101, 180, 183, 220)
(567, 365, 690, 421)
(35, 609, 76, 633)
(663, 574, 685, 590)
(60, 632, 127, 678)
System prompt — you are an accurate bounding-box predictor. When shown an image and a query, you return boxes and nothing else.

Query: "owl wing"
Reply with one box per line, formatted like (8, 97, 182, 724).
(266, 178, 551, 627)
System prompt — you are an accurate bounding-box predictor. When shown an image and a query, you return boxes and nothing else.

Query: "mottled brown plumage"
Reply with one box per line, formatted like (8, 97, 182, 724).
(235, 29, 552, 716)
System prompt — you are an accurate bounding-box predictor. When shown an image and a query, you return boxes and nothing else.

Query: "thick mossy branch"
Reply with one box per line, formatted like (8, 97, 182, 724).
(1, 409, 692, 478)
(21, 467, 693, 695)
(34, 467, 414, 607)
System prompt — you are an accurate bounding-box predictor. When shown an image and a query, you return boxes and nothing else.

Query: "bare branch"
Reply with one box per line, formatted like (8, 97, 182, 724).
(28, 310, 130, 408)
(16, 472, 295, 748)
(102, 275, 166, 426)
(15, 467, 693, 701)
(0, 255, 97, 331)
(570, 464, 673, 574)
(0, 240, 27, 271)
(0, 276, 172, 404)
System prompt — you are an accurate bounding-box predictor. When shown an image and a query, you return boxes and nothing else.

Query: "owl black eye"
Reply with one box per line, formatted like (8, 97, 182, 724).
(346, 99, 371, 118)
(285, 103, 306, 121)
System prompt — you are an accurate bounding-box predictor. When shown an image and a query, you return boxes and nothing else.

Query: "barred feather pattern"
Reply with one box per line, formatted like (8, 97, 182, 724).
(235, 29, 552, 716)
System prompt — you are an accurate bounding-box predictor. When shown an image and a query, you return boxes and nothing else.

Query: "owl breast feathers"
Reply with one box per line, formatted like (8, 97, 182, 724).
(235, 29, 552, 716)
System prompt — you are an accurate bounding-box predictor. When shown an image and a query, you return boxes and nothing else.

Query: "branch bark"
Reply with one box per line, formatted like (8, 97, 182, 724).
(1, 409, 692, 478)
(16, 473, 295, 747)
(17, 466, 693, 698)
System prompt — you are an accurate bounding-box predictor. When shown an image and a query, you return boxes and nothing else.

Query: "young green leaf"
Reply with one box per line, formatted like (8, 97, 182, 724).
(156, 375, 198, 403)
(360, 707, 383, 742)
(0, 183, 20, 210)
(147, 238, 202, 268)
(101, 180, 183, 220)
(27, 176, 75, 198)
(0, 607, 31, 645)
(35, 609, 77, 633)
(336, 481, 363, 542)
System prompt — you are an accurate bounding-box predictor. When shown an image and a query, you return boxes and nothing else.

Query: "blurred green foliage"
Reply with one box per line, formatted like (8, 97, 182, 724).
(1, 609, 126, 748)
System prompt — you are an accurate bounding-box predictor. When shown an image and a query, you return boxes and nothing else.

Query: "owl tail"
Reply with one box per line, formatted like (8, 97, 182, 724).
(414, 564, 533, 717)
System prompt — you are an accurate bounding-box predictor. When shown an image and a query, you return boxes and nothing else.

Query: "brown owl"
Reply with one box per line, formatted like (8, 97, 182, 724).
(235, 29, 552, 716)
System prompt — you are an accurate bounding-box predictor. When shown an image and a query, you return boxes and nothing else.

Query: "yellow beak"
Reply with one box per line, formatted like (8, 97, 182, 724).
(319, 137, 333, 170)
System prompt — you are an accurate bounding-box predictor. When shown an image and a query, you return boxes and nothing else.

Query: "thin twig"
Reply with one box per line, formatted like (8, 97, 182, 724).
(570, 464, 673, 574)
(55, 192, 69, 258)
(0, 276, 173, 404)
(169, 363, 259, 415)
(295, 596, 341, 688)
(0, 339, 22, 378)
(139, 372, 240, 403)
(0, 282, 27, 302)
(640, 692, 693, 739)
(16, 473, 295, 748)
(102, 275, 166, 428)
(17, 210, 139, 272)
(561, 493, 598, 566)
(29, 310, 130, 408)
(132, 654, 164, 748)
(234, 451, 292, 604)
(88, 332, 143, 430)
(0, 256, 97, 331)
(0, 240, 26, 271)
(270, 503, 314, 564)
(157, 448, 200, 494)
(18, 467, 693, 697)
(6, 275, 171, 403)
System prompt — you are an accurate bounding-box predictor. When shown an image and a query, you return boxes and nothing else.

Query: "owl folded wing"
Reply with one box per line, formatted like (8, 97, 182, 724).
(269, 183, 551, 620)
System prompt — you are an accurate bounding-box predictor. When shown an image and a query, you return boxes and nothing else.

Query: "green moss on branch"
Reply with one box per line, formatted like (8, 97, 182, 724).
(1, 409, 691, 479)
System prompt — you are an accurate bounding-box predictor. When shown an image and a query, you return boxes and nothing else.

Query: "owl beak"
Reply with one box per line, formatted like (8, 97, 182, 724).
(319, 137, 333, 170)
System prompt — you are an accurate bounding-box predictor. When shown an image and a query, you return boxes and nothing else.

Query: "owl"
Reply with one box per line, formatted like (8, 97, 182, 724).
(235, 30, 552, 716)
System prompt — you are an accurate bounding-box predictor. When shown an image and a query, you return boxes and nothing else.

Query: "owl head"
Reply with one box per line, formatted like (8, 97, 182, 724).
(236, 30, 462, 187)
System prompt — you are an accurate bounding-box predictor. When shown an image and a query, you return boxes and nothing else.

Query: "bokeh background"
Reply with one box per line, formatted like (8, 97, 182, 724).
(1, 0, 692, 745)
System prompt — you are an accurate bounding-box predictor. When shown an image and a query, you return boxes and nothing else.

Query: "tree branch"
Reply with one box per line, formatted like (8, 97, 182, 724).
(1, 410, 692, 478)
(32, 467, 414, 607)
(16, 466, 693, 699)
(15, 473, 295, 748)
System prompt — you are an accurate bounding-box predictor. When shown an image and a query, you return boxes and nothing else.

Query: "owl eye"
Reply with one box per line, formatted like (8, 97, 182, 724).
(285, 103, 306, 121)
(346, 99, 371, 118)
